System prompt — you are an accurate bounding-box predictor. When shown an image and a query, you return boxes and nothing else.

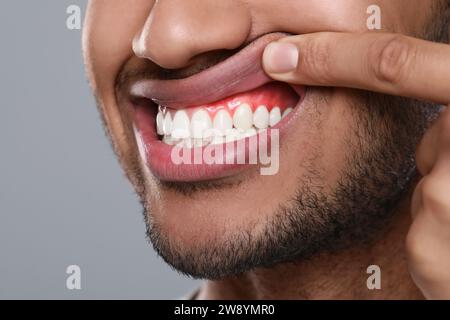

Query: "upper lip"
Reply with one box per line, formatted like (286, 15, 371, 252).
(129, 32, 289, 109)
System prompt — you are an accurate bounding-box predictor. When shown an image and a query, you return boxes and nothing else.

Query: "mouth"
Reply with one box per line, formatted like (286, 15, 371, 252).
(128, 33, 306, 182)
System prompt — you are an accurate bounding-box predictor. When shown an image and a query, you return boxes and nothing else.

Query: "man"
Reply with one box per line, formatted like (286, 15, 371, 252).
(83, 0, 450, 299)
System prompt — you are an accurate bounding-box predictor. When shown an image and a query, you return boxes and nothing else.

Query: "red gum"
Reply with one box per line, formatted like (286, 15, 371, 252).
(162, 82, 299, 119)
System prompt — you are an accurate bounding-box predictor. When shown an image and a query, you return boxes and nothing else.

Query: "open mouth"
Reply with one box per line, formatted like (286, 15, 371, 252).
(156, 82, 300, 148)
(127, 33, 307, 182)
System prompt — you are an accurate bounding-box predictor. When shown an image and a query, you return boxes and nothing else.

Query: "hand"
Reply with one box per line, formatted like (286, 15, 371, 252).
(262, 32, 450, 299)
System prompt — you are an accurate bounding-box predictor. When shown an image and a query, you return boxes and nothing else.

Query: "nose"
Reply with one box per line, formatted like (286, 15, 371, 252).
(132, 0, 251, 70)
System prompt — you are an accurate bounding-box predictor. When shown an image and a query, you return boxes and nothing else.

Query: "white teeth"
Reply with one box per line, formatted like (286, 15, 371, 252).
(213, 109, 233, 135)
(282, 107, 293, 119)
(191, 109, 212, 138)
(233, 103, 253, 130)
(253, 105, 269, 129)
(172, 110, 190, 139)
(156, 112, 165, 135)
(163, 112, 173, 135)
(269, 107, 282, 127)
(158, 104, 293, 147)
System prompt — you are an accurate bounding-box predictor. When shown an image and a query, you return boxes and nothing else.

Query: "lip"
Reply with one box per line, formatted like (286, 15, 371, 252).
(129, 32, 291, 109)
(129, 32, 306, 182)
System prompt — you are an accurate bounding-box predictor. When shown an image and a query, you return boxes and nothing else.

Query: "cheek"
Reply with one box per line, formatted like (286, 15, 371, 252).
(251, 0, 422, 35)
(83, 0, 156, 163)
(317, 91, 362, 187)
(252, 0, 373, 34)
(282, 89, 361, 190)
(83, 0, 154, 98)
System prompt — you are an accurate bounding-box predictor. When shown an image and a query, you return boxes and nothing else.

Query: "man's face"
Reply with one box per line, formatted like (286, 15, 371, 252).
(83, 0, 444, 279)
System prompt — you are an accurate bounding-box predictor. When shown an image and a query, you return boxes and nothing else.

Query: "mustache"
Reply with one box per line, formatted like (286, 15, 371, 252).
(115, 48, 241, 95)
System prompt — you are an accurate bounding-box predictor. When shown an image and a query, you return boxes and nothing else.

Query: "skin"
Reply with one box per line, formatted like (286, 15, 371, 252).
(83, 0, 450, 299)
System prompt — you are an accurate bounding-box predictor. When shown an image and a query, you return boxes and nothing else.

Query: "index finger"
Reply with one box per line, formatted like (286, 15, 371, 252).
(262, 32, 450, 105)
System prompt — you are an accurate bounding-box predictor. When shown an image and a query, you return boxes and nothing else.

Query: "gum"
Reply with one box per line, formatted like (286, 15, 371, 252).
(159, 82, 299, 119)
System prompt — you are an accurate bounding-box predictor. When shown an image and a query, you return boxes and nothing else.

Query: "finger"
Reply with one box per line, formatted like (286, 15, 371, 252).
(407, 169, 450, 300)
(416, 105, 450, 175)
(263, 32, 450, 105)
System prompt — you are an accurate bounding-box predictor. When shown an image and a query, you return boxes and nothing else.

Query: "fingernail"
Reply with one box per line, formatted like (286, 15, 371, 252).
(263, 42, 299, 74)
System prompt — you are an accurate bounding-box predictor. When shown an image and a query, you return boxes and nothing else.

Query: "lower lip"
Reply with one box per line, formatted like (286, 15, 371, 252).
(132, 84, 306, 182)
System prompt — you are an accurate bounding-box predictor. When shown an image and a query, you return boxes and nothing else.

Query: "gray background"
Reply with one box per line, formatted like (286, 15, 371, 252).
(0, 0, 199, 299)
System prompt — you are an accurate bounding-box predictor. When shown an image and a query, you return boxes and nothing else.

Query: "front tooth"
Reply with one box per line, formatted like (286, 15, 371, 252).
(253, 105, 269, 129)
(156, 112, 164, 135)
(172, 110, 190, 139)
(282, 107, 293, 118)
(233, 103, 253, 130)
(269, 107, 282, 127)
(163, 113, 173, 135)
(213, 109, 232, 135)
(191, 109, 212, 138)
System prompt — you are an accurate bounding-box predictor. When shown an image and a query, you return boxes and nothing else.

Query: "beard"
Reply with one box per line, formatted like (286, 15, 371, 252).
(141, 89, 442, 280)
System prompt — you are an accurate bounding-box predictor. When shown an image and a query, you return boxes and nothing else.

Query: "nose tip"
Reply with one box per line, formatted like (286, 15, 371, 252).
(132, 0, 251, 70)
(132, 23, 199, 70)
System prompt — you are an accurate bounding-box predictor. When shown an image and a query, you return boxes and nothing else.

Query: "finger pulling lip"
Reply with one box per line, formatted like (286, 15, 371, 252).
(129, 32, 293, 109)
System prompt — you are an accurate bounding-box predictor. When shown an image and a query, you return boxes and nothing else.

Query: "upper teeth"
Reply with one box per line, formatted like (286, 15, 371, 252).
(213, 109, 233, 135)
(157, 104, 293, 147)
(269, 107, 282, 127)
(172, 110, 190, 139)
(156, 112, 165, 135)
(233, 103, 253, 130)
(191, 109, 212, 139)
(253, 105, 270, 129)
